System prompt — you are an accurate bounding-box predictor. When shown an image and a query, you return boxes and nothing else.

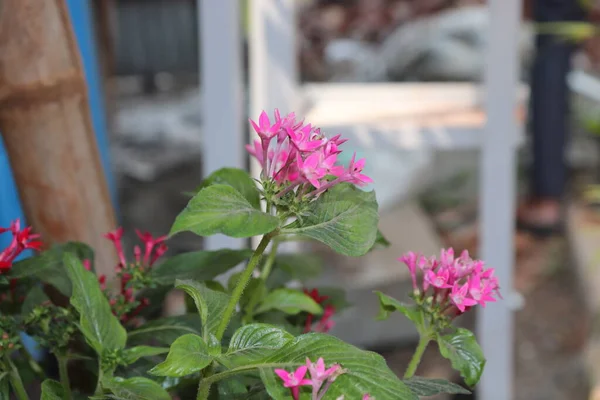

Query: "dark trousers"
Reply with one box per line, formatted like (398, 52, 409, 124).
(530, 0, 585, 199)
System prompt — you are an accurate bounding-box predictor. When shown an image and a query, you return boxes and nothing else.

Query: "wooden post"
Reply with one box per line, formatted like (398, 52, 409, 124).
(0, 0, 118, 276)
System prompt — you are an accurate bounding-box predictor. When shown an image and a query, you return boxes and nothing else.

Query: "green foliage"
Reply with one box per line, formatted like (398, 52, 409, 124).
(150, 249, 251, 286)
(375, 291, 422, 326)
(255, 289, 322, 316)
(64, 253, 127, 354)
(195, 167, 261, 210)
(40, 380, 64, 400)
(260, 334, 417, 400)
(282, 183, 379, 256)
(437, 328, 486, 387)
(176, 280, 230, 340)
(170, 184, 279, 238)
(149, 334, 213, 377)
(220, 324, 293, 367)
(11, 242, 94, 296)
(104, 377, 171, 400)
(403, 377, 470, 396)
(127, 315, 202, 346)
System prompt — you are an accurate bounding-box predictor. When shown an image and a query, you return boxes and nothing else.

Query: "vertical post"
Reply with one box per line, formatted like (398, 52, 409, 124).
(0, 0, 118, 276)
(199, 0, 244, 251)
(249, 0, 298, 251)
(249, 0, 298, 119)
(477, 0, 521, 399)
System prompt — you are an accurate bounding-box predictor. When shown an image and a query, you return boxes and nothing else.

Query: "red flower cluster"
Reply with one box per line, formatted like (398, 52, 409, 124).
(303, 288, 335, 334)
(96, 227, 168, 323)
(0, 219, 42, 272)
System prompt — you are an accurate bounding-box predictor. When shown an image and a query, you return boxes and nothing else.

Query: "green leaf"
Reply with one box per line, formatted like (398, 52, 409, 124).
(371, 229, 391, 250)
(281, 183, 379, 256)
(375, 291, 421, 325)
(196, 167, 261, 209)
(221, 324, 293, 367)
(175, 279, 230, 339)
(267, 254, 323, 288)
(437, 328, 486, 387)
(123, 346, 169, 365)
(64, 253, 126, 354)
(262, 333, 417, 400)
(403, 377, 470, 396)
(128, 315, 202, 346)
(170, 184, 279, 238)
(255, 289, 322, 315)
(40, 379, 64, 400)
(11, 242, 94, 296)
(21, 286, 49, 315)
(150, 249, 251, 286)
(104, 377, 171, 400)
(149, 334, 213, 377)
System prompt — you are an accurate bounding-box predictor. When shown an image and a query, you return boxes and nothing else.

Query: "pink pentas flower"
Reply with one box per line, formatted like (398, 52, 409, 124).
(397, 247, 500, 317)
(306, 357, 340, 384)
(246, 110, 372, 198)
(363, 394, 374, 400)
(424, 267, 452, 289)
(250, 110, 282, 140)
(450, 282, 478, 313)
(274, 366, 312, 400)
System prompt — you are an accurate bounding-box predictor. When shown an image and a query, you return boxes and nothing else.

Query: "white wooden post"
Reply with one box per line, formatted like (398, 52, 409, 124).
(249, 0, 299, 119)
(477, 0, 521, 399)
(249, 0, 299, 251)
(199, 0, 245, 251)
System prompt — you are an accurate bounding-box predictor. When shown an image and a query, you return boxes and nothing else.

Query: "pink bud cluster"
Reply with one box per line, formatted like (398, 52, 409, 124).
(303, 288, 335, 334)
(247, 110, 372, 198)
(275, 357, 344, 400)
(0, 219, 42, 272)
(400, 248, 501, 315)
(95, 227, 168, 323)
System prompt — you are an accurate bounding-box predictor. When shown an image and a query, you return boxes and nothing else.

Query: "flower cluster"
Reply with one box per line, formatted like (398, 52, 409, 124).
(400, 248, 501, 316)
(275, 357, 344, 400)
(247, 110, 372, 199)
(303, 288, 335, 333)
(0, 219, 42, 272)
(96, 227, 168, 323)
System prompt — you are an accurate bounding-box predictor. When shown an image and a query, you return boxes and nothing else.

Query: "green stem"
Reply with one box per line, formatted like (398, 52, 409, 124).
(404, 335, 430, 379)
(196, 364, 213, 400)
(260, 238, 279, 281)
(94, 362, 104, 396)
(215, 233, 273, 340)
(57, 355, 73, 400)
(5, 355, 29, 400)
(199, 362, 297, 389)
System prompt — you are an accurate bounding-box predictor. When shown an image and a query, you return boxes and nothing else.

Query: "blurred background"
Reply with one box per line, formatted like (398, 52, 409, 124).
(5, 0, 600, 398)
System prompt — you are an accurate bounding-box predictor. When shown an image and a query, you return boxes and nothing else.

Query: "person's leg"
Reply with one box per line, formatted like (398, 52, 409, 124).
(518, 0, 585, 233)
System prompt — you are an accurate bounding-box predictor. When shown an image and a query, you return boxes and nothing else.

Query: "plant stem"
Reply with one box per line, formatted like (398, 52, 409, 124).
(403, 335, 430, 379)
(57, 355, 73, 400)
(215, 233, 273, 340)
(94, 361, 104, 396)
(196, 364, 213, 400)
(260, 238, 279, 281)
(5, 355, 29, 400)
